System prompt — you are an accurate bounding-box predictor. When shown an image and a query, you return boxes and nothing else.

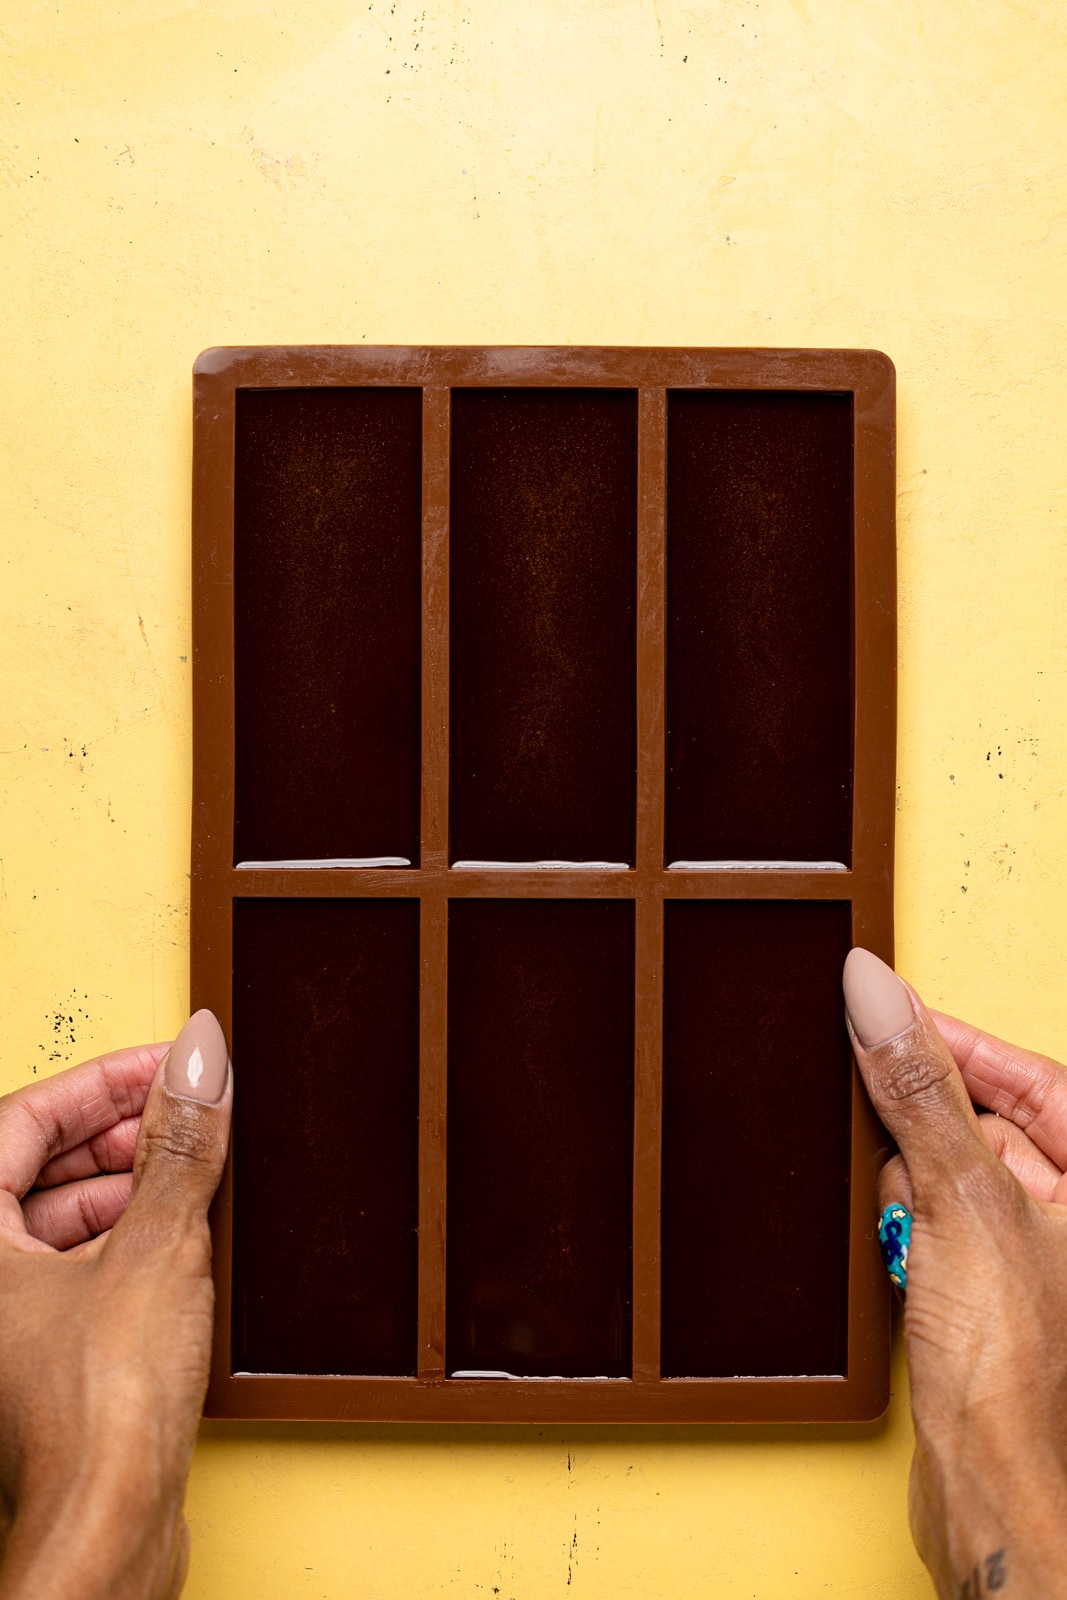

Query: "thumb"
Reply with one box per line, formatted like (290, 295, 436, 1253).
(843, 949, 993, 1211)
(116, 1009, 232, 1243)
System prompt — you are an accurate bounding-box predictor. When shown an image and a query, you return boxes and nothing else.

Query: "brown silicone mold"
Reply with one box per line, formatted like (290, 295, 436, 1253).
(192, 346, 896, 1422)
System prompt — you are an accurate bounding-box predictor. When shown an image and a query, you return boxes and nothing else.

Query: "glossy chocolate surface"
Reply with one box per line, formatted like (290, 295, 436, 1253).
(450, 388, 637, 864)
(231, 897, 420, 1375)
(234, 387, 422, 865)
(446, 899, 634, 1377)
(193, 346, 895, 1422)
(661, 899, 853, 1377)
(666, 390, 853, 865)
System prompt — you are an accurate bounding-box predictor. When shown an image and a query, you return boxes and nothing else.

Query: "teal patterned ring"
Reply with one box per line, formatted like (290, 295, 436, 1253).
(878, 1203, 912, 1290)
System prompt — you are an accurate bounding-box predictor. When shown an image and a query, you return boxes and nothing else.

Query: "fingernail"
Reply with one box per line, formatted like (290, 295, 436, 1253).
(878, 1202, 912, 1289)
(842, 947, 915, 1048)
(166, 1009, 229, 1103)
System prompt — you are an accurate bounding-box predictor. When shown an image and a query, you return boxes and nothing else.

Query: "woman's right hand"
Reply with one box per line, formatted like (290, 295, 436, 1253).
(843, 950, 1067, 1599)
(931, 1007, 1067, 1209)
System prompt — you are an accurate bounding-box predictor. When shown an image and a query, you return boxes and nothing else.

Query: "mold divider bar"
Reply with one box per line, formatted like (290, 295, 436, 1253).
(633, 893, 663, 1381)
(417, 885, 448, 1382)
(421, 386, 450, 869)
(191, 358, 238, 1409)
(846, 874, 894, 1402)
(636, 387, 667, 874)
(418, 385, 451, 1382)
(201, 878, 236, 1412)
(632, 387, 667, 1381)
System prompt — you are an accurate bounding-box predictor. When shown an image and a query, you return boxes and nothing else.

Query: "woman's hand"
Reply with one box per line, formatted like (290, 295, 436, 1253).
(844, 950, 1067, 1599)
(932, 1009, 1067, 1207)
(0, 1011, 231, 1600)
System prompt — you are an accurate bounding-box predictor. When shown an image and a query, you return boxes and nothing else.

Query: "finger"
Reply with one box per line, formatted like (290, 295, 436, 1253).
(21, 1172, 133, 1249)
(877, 1152, 914, 1215)
(110, 1011, 232, 1261)
(843, 949, 1000, 1209)
(875, 1155, 913, 1293)
(931, 1009, 1067, 1172)
(34, 1115, 140, 1188)
(976, 1112, 1063, 1203)
(0, 1043, 167, 1200)
(0, 1189, 30, 1241)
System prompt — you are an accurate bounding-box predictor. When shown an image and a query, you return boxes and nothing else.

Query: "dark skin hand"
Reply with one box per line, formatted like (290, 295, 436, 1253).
(931, 1009, 1067, 1207)
(5, 976, 1067, 1599)
(0, 1029, 231, 1600)
(847, 955, 1067, 1598)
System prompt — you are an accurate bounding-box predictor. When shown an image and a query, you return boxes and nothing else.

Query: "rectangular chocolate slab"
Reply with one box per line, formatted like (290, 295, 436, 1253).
(446, 898, 635, 1379)
(661, 899, 853, 1379)
(449, 388, 637, 865)
(665, 389, 853, 866)
(234, 386, 422, 866)
(192, 345, 895, 1422)
(231, 897, 421, 1377)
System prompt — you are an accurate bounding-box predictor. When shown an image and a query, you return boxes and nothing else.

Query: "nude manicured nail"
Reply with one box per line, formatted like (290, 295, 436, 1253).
(842, 948, 915, 1048)
(166, 1009, 229, 1103)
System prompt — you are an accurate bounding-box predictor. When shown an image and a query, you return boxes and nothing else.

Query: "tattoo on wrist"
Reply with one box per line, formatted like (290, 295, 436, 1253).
(958, 1549, 1007, 1597)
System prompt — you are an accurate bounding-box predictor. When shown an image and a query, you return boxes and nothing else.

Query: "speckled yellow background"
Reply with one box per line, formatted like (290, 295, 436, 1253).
(3, 2, 1065, 1594)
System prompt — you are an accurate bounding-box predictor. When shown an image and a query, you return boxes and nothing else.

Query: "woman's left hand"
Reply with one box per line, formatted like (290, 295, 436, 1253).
(0, 1011, 231, 1600)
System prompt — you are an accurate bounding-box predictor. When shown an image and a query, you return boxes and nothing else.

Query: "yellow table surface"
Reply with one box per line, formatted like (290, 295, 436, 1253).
(3, 2, 1065, 1593)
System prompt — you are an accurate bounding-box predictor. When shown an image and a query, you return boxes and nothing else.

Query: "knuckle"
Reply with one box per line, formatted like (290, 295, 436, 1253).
(166, 1218, 213, 1271)
(976, 1112, 1009, 1159)
(953, 1149, 1021, 1211)
(109, 1200, 212, 1273)
(77, 1186, 103, 1237)
(873, 1036, 952, 1109)
(877, 1155, 908, 1199)
(142, 1103, 219, 1171)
